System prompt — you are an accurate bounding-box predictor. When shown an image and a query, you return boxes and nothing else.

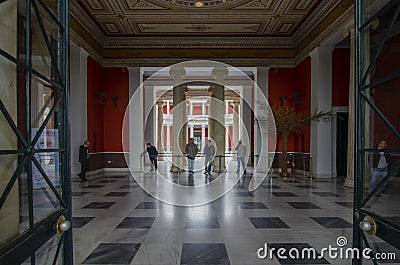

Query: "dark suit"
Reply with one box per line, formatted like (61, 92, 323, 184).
(78, 144, 89, 180)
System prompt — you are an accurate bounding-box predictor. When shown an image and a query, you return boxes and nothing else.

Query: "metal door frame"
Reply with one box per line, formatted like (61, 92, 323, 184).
(354, 0, 400, 264)
(0, 0, 71, 264)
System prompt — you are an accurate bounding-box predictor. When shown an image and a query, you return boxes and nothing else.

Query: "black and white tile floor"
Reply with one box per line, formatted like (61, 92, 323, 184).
(70, 163, 399, 265)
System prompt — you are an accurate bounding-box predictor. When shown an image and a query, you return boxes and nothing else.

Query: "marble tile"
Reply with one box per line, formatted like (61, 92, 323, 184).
(135, 202, 164, 209)
(97, 179, 118, 183)
(272, 192, 299, 197)
(105, 192, 130, 197)
(72, 217, 95, 228)
(335, 202, 353, 209)
(266, 242, 330, 264)
(312, 192, 340, 197)
(117, 217, 156, 228)
(83, 185, 105, 189)
(234, 191, 254, 197)
(82, 202, 116, 209)
(180, 243, 230, 265)
(186, 217, 220, 228)
(131, 243, 182, 265)
(72, 192, 90, 196)
(82, 243, 140, 264)
(238, 202, 268, 209)
(249, 217, 290, 228)
(109, 176, 127, 179)
(287, 202, 321, 209)
(310, 217, 352, 228)
(104, 228, 150, 243)
(295, 185, 318, 189)
(261, 184, 282, 189)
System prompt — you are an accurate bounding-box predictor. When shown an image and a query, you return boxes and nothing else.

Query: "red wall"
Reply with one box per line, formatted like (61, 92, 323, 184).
(268, 57, 311, 153)
(332, 48, 350, 106)
(372, 33, 400, 149)
(87, 57, 129, 153)
(87, 57, 104, 153)
(294, 57, 311, 153)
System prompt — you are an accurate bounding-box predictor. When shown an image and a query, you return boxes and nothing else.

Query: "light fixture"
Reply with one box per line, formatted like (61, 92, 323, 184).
(111, 95, 119, 106)
(279, 95, 287, 106)
(195, 1, 203, 7)
(97, 92, 105, 104)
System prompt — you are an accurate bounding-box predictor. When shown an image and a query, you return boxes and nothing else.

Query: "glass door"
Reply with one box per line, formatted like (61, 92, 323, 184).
(0, 0, 71, 264)
(354, 0, 400, 264)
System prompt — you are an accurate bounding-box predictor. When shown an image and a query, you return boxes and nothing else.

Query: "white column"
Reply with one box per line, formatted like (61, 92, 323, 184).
(344, 23, 356, 188)
(225, 100, 229, 152)
(189, 125, 194, 138)
(309, 47, 334, 178)
(70, 44, 89, 176)
(190, 101, 193, 116)
(240, 85, 253, 165)
(156, 102, 164, 160)
(144, 85, 155, 145)
(201, 124, 206, 141)
(166, 125, 171, 152)
(202, 102, 206, 116)
(167, 100, 170, 114)
(255, 67, 270, 172)
(233, 101, 240, 148)
(128, 67, 143, 172)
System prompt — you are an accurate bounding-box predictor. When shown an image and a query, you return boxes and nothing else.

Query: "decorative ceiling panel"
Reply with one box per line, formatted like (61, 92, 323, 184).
(136, 23, 261, 33)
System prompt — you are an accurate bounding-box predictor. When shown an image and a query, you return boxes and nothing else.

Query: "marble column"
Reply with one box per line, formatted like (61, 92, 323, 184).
(0, 0, 19, 245)
(309, 46, 334, 178)
(225, 101, 229, 152)
(166, 125, 171, 152)
(201, 124, 206, 142)
(157, 102, 164, 160)
(241, 85, 253, 166)
(209, 84, 226, 172)
(70, 44, 88, 176)
(189, 124, 194, 138)
(232, 101, 240, 149)
(128, 67, 143, 172)
(170, 84, 187, 172)
(344, 23, 355, 188)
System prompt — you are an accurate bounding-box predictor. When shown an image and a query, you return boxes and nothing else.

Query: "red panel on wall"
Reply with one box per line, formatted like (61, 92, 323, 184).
(87, 57, 104, 153)
(332, 48, 350, 106)
(294, 56, 311, 153)
(87, 57, 129, 153)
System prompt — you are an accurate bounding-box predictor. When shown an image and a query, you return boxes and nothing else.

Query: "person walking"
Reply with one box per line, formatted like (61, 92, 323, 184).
(370, 139, 390, 197)
(235, 140, 247, 174)
(203, 139, 215, 174)
(78, 140, 90, 181)
(185, 138, 198, 174)
(143, 142, 158, 171)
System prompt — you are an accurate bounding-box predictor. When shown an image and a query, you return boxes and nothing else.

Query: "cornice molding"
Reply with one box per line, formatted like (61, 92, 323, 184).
(70, 29, 103, 65)
(294, 4, 354, 66)
(101, 58, 296, 67)
(103, 36, 293, 48)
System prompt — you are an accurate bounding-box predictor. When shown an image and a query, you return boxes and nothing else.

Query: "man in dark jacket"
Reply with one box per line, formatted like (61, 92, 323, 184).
(370, 139, 390, 197)
(78, 140, 90, 181)
(185, 138, 198, 173)
(144, 143, 158, 171)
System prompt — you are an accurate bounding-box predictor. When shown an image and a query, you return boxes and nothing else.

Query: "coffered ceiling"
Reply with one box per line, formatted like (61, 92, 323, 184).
(70, 0, 354, 66)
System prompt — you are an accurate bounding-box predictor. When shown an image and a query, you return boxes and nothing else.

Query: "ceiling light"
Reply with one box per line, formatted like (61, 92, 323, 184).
(195, 1, 204, 7)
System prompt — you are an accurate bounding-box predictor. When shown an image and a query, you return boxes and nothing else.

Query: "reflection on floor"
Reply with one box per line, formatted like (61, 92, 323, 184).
(70, 163, 397, 265)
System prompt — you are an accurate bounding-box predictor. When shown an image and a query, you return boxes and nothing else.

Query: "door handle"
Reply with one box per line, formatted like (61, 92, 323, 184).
(56, 215, 71, 236)
(359, 215, 377, 236)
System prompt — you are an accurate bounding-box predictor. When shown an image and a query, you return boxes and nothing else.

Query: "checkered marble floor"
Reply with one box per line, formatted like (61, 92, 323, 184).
(70, 163, 398, 265)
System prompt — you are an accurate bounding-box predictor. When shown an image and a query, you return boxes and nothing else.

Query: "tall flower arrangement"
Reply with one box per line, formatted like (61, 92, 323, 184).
(268, 102, 334, 177)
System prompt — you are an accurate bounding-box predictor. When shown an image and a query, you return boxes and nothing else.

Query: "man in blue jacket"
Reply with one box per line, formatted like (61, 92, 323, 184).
(144, 143, 159, 171)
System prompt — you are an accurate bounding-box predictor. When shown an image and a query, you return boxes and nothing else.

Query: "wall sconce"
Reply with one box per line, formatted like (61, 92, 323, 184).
(279, 95, 287, 106)
(97, 92, 105, 104)
(292, 92, 301, 105)
(111, 95, 119, 106)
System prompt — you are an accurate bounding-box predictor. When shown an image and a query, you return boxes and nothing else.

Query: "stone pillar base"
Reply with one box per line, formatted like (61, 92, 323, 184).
(343, 179, 354, 188)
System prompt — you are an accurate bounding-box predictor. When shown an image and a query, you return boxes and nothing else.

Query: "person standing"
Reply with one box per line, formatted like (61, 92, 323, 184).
(185, 138, 198, 174)
(143, 142, 158, 171)
(203, 139, 215, 174)
(78, 140, 90, 181)
(235, 140, 247, 174)
(370, 139, 390, 197)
